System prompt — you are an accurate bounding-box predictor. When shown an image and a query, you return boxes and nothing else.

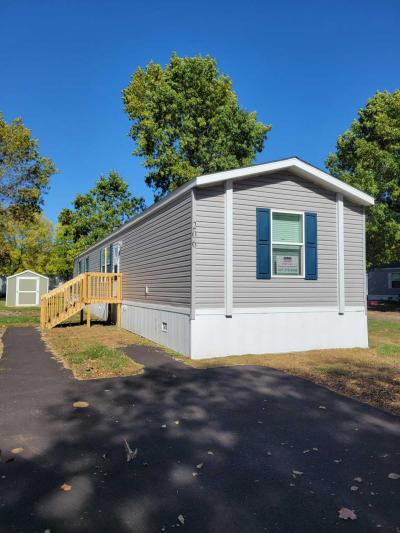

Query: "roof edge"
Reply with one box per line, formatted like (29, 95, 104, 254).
(6, 269, 49, 280)
(75, 157, 374, 260)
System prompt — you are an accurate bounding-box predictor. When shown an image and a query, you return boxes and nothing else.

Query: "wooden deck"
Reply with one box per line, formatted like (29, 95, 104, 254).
(40, 273, 122, 329)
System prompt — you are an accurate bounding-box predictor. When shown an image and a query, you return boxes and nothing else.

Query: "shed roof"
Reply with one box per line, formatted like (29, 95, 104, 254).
(76, 157, 375, 259)
(6, 269, 49, 280)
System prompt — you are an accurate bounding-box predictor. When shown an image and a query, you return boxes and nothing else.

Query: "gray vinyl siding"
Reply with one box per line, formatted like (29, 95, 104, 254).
(194, 185, 225, 308)
(74, 192, 192, 308)
(121, 193, 192, 306)
(344, 202, 365, 306)
(233, 173, 338, 307)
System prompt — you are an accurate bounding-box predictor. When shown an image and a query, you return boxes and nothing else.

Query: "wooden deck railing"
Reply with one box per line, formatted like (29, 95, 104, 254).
(41, 272, 122, 329)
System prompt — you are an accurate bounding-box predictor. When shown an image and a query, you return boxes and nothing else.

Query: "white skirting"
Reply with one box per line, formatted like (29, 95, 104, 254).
(189, 308, 368, 359)
(121, 300, 191, 356)
(118, 302, 368, 360)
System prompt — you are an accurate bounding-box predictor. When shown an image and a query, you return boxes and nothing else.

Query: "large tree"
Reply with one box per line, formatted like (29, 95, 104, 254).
(0, 113, 56, 273)
(326, 90, 400, 267)
(51, 171, 145, 278)
(123, 53, 271, 199)
(0, 113, 55, 220)
(0, 213, 54, 276)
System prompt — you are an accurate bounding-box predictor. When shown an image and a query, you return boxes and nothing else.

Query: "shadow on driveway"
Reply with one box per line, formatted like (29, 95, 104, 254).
(0, 328, 399, 532)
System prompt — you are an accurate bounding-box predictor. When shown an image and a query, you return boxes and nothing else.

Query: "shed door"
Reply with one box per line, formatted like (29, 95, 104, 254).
(16, 277, 39, 306)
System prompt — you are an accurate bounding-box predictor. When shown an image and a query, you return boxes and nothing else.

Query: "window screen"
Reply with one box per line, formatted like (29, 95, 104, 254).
(272, 212, 302, 243)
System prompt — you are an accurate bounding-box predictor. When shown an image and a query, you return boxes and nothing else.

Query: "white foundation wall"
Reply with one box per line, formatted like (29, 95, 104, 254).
(190, 308, 368, 359)
(121, 301, 191, 356)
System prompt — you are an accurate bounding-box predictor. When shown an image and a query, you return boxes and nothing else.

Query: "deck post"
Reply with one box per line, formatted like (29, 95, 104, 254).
(116, 303, 121, 328)
(87, 305, 91, 328)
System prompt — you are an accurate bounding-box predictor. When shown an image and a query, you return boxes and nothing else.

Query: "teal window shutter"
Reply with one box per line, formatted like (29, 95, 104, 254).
(256, 208, 271, 279)
(305, 212, 318, 280)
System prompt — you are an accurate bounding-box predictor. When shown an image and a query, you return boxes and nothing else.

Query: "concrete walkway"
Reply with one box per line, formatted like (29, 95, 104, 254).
(0, 327, 399, 532)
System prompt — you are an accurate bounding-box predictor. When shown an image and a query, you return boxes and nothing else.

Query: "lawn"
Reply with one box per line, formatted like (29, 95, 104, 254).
(176, 314, 400, 415)
(0, 299, 40, 326)
(42, 322, 146, 380)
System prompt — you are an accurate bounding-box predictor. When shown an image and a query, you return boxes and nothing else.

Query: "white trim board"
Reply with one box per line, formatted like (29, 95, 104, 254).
(195, 306, 365, 316)
(336, 193, 345, 315)
(122, 300, 191, 316)
(6, 269, 49, 280)
(75, 157, 374, 260)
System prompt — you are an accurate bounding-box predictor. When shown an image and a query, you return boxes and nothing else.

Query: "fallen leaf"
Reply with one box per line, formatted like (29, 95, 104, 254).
(196, 463, 203, 469)
(388, 473, 400, 480)
(73, 401, 89, 408)
(318, 405, 327, 410)
(353, 477, 362, 483)
(334, 459, 342, 463)
(292, 470, 303, 476)
(177, 514, 185, 525)
(207, 450, 214, 455)
(175, 420, 180, 425)
(11, 448, 23, 454)
(303, 449, 310, 454)
(123, 439, 138, 462)
(312, 447, 319, 452)
(350, 486, 359, 492)
(60, 483, 72, 492)
(161, 424, 167, 428)
(338, 507, 357, 520)
(192, 472, 198, 477)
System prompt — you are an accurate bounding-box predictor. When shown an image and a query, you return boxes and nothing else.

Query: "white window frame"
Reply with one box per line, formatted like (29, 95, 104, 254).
(271, 209, 305, 279)
(388, 271, 400, 289)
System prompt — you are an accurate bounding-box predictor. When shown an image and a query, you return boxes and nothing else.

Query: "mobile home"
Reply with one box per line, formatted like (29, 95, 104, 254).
(74, 157, 374, 359)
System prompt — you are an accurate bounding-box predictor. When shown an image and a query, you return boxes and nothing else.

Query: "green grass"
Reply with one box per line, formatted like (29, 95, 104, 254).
(378, 343, 400, 357)
(0, 315, 39, 325)
(0, 299, 40, 326)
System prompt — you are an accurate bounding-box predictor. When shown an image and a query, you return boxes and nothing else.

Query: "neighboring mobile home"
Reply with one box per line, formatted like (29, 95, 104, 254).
(74, 157, 374, 359)
(368, 264, 400, 302)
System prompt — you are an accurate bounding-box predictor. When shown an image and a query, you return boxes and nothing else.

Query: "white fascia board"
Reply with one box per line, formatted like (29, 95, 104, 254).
(197, 158, 375, 206)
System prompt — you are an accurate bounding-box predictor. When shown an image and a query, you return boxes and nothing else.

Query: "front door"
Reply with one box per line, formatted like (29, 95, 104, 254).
(16, 277, 39, 306)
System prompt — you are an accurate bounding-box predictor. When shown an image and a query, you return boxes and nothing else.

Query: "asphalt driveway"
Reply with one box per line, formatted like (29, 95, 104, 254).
(0, 328, 399, 532)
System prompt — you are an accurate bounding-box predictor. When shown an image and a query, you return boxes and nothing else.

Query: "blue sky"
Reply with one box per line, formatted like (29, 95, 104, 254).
(1, 0, 399, 223)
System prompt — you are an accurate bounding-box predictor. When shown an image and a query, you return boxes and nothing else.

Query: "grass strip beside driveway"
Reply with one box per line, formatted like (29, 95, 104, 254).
(42, 323, 145, 380)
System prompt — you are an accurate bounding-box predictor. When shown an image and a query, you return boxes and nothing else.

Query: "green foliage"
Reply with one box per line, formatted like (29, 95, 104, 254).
(123, 53, 271, 199)
(0, 112, 55, 220)
(326, 90, 400, 267)
(0, 213, 54, 276)
(51, 171, 145, 278)
(0, 113, 56, 274)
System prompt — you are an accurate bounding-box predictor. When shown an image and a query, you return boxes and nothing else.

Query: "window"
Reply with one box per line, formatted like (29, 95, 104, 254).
(100, 246, 111, 273)
(78, 260, 82, 274)
(85, 257, 89, 273)
(389, 272, 400, 289)
(272, 211, 304, 277)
